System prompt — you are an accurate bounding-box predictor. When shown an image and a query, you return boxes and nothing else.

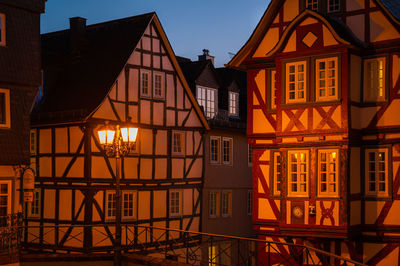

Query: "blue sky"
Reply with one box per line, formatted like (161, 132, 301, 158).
(41, 0, 270, 67)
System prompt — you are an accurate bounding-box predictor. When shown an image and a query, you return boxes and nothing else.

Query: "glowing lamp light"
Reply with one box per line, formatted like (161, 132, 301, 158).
(332, 152, 337, 159)
(98, 126, 116, 145)
(120, 127, 138, 143)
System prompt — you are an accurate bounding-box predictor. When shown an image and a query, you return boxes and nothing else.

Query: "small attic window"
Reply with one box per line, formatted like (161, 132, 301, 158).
(228, 91, 239, 117)
(306, 0, 318, 11)
(328, 0, 340, 12)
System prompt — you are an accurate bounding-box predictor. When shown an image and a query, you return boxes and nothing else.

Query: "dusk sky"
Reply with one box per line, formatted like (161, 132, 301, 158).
(41, 0, 270, 67)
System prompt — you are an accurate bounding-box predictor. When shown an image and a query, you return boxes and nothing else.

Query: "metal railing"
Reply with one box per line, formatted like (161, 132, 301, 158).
(0, 222, 367, 265)
(0, 213, 23, 263)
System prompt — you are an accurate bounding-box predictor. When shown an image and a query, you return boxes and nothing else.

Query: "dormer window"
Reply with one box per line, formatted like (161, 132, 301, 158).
(228, 91, 239, 116)
(197, 86, 217, 119)
(328, 0, 340, 12)
(306, 0, 318, 11)
(0, 13, 6, 46)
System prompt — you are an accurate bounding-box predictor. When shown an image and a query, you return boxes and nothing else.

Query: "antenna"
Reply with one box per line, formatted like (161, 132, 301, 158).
(228, 52, 236, 59)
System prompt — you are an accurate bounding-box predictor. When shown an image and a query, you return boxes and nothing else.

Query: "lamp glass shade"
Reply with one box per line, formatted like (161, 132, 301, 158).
(121, 127, 138, 143)
(98, 128, 115, 145)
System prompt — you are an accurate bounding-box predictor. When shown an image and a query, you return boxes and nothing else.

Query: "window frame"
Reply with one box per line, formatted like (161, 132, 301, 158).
(247, 190, 252, 216)
(140, 69, 151, 98)
(222, 137, 233, 165)
(122, 190, 137, 220)
(315, 57, 339, 102)
(270, 69, 277, 110)
(285, 60, 307, 104)
(272, 151, 282, 197)
(221, 191, 232, 218)
(327, 0, 340, 12)
(28, 189, 41, 218)
(169, 190, 182, 217)
(228, 91, 239, 117)
(364, 147, 391, 198)
(209, 191, 219, 218)
(306, 0, 319, 11)
(287, 150, 310, 198)
(196, 86, 217, 119)
(172, 131, 185, 156)
(0, 13, 6, 46)
(210, 136, 221, 164)
(363, 57, 387, 103)
(0, 180, 11, 217)
(105, 191, 116, 220)
(317, 149, 339, 198)
(0, 88, 10, 128)
(248, 144, 253, 167)
(152, 71, 165, 99)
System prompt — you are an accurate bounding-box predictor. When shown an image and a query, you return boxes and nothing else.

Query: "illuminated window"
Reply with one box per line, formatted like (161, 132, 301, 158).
(365, 148, 389, 197)
(247, 190, 252, 215)
(316, 57, 338, 101)
(209, 191, 219, 218)
(306, 0, 318, 10)
(286, 61, 307, 103)
(364, 57, 386, 102)
(287, 150, 309, 197)
(318, 149, 339, 197)
(248, 144, 253, 167)
(229, 91, 239, 116)
(0, 13, 5, 46)
(197, 86, 217, 118)
(0, 181, 10, 216)
(140, 69, 151, 97)
(221, 191, 232, 217)
(0, 88, 10, 128)
(222, 137, 233, 165)
(328, 0, 340, 12)
(28, 189, 40, 218)
(273, 152, 282, 196)
(153, 72, 164, 98)
(172, 132, 185, 155)
(270, 70, 277, 109)
(169, 190, 182, 217)
(210, 136, 220, 164)
(122, 191, 136, 220)
(208, 244, 217, 265)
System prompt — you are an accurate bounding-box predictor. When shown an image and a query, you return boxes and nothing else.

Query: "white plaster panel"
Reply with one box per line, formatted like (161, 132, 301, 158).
(166, 74, 175, 107)
(128, 68, 139, 102)
(117, 72, 126, 102)
(153, 102, 164, 126)
(124, 157, 138, 179)
(39, 157, 51, 177)
(153, 190, 167, 218)
(155, 130, 167, 155)
(143, 53, 151, 67)
(183, 189, 193, 215)
(154, 158, 167, 179)
(152, 55, 160, 69)
(142, 36, 151, 51)
(176, 80, 184, 109)
(140, 158, 152, 179)
(128, 105, 138, 123)
(55, 128, 68, 153)
(162, 56, 173, 71)
(59, 190, 72, 220)
(139, 129, 153, 155)
(194, 132, 203, 156)
(172, 158, 184, 179)
(43, 189, 55, 219)
(138, 191, 150, 220)
(152, 38, 160, 53)
(178, 111, 189, 126)
(186, 158, 202, 178)
(55, 157, 69, 177)
(186, 131, 193, 155)
(39, 129, 52, 154)
(92, 156, 114, 179)
(166, 110, 175, 126)
(140, 100, 151, 124)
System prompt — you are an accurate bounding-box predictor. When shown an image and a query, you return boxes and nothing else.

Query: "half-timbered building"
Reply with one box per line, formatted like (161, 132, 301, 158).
(178, 52, 255, 264)
(228, 0, 400, 264)
(28, 13, 209, 254)
(0, 0, 45, 221)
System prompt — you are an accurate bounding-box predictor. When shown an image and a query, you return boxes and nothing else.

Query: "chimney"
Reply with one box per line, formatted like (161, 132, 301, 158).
(69, 17, 87, 56)
(198, 49, 215, 65)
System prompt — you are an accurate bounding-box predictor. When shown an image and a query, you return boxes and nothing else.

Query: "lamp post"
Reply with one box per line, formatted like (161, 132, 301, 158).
(97, 122, 138, 266)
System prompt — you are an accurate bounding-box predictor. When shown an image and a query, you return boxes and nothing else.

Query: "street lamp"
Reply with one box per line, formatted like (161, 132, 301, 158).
(97, 121, 138, 266)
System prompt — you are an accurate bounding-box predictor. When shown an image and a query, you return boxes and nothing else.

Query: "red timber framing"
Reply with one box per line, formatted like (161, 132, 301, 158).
(228, 0, 400, 264)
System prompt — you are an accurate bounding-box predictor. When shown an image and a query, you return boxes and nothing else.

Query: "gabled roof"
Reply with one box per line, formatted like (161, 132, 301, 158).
(33, 13, 209, 130)
(177, 59, 211, 92)
(227, 0, 400, 69)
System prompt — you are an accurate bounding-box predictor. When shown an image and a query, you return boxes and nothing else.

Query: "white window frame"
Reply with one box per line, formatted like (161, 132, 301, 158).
(273, 152, 282, 196)
(221, 191, 232, 217)
(306, 0, 318, 10)
(122, 191, 137, 220)
(228, 91, 239, 116)
(270, 69, 277, 109)
(169, 190, 182, 217)
(153, 71, 165, 99)
(0, 181, 10, 217)
(30, 129, 37, 155)
(210, 136, 221, 164)
(365, 148, 389, 197)
(287, 150, 309, 197)
(222, 137, 233, 165)
(247, 190, 252, 216)
(140, 69, 151, 97)
(172, 131, 185, 156)
(105, 191, 116, 220)
(363, 57, 386, 102)
(285, 61, 307, 104)
(328, 0, 340, 12)
(0, 13, 6, 46)
(317, 149, 339, 197)
(28, 189, 40, 218)
(209, 191, 219, 218)
(197, 86, 217, 119)
(0, 88, 10, 128)
(316, 57, 338, 101)
(248, 144, 253, 167)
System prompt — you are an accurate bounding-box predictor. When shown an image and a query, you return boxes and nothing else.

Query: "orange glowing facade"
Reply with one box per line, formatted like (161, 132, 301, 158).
(228, 0, 400, 264)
